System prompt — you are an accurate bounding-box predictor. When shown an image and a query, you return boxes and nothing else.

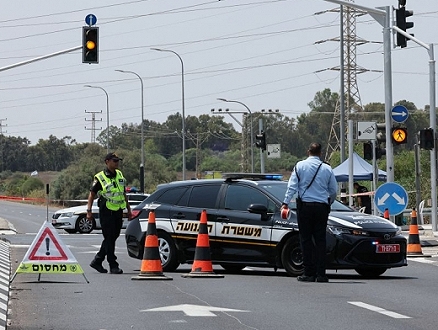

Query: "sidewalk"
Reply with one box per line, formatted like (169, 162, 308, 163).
(0, 217, 16, 235)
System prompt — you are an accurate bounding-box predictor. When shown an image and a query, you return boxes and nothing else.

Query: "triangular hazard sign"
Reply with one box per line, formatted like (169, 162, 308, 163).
(28, 226, 68, 260)
(11, 222, 89, 283)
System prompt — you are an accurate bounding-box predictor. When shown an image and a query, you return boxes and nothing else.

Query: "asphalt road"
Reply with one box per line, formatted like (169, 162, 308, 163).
(2, 201, 438, 330)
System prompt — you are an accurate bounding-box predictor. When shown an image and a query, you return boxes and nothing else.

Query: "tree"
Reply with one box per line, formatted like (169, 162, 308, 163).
(33, 135, 73, 171)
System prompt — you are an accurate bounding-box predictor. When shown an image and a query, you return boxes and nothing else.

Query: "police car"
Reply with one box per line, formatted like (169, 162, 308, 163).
(52, 193, 149, 234)
(125, 174, 407, 277)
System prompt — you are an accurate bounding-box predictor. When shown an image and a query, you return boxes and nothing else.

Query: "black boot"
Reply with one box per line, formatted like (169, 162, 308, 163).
(90, 259, 108, 273)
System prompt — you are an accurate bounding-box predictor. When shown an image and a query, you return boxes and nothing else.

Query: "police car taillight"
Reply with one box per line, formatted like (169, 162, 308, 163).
(130, 209, 141, 220)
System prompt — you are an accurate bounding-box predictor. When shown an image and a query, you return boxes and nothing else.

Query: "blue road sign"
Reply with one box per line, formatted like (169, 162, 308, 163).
(374, 182, 408, 216)
(391, 105, 409, 123)
(85, 14, 97, 26)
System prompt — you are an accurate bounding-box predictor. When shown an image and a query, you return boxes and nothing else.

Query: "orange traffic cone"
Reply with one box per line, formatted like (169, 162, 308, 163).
(407, 208, 425, 257)
(132, 210, 173, 280)
(181, 210, 224, 278)
(383, 208, 389, 220)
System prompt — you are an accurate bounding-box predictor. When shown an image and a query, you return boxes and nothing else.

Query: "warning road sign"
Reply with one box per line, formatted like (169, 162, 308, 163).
(11, 222, 89, 283)
(29, 226, 68, 261)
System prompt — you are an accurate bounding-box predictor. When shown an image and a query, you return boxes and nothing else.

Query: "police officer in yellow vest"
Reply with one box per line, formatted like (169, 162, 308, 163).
(87, 152, 132, 274)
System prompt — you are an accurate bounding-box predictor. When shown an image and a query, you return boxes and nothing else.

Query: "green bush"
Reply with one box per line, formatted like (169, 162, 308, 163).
(21, 177, 44, 195)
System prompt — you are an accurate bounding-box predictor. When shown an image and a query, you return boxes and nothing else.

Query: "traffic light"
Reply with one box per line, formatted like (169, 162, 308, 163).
(82, 27, 99, 64)
(255, 131, 266, 151)
(376, 146, 386, 159)
(419, 128, 434, 150)
(375, 123, 386, 143)
(395, 6, 414, 48)
(375, 123, 386, 159)
(363, 141, 372, 160)
(391, 127, 408, 145)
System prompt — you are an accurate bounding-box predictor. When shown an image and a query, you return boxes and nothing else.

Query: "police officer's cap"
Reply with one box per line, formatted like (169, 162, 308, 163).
(104, 152, 123, 161)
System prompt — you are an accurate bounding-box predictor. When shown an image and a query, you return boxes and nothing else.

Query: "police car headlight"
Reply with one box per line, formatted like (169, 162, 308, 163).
(395, 226, 402, 236)
(327, 225, 369, 236)
(59, 212, 74, 218)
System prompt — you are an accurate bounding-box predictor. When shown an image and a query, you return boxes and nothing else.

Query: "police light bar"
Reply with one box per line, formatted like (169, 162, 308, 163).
(222, 173, 283, 181)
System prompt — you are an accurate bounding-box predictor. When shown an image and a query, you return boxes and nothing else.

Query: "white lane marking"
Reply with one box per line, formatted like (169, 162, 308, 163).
(348, 301, 411, 319)
(408, 257, 435, 264)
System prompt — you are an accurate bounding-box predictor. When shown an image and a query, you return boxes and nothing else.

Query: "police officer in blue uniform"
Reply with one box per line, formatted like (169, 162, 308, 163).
(282, 143, 337, 283)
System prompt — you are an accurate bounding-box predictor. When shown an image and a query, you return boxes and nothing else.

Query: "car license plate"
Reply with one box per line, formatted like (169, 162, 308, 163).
(376, 244, 400, 253)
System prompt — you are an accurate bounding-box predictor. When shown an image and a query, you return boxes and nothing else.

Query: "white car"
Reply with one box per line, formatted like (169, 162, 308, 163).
(51, 193, 149, 234)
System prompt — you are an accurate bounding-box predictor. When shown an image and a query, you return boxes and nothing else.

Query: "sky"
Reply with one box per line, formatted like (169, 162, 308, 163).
(0, 0, 437, 145)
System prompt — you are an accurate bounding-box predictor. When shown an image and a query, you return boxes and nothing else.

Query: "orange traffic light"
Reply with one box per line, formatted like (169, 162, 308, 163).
(82, 27, 99, 64)
(391, 127, 408, 145)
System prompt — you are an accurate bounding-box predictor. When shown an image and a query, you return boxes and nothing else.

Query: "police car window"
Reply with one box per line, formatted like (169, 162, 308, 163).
(155, 186, 188, 205)
(225, 185, 272, 212)
(187, 185, 221, 208)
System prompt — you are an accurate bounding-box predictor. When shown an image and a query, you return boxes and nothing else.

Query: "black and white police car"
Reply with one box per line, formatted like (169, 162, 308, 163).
(125, 174, 407, 277)
(52, 192, 149, 234)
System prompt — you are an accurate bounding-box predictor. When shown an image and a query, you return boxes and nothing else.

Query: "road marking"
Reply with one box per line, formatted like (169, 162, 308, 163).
(348, 301, 410, 319)
(142, 304, 249, 317)
(408, 257, 435, 264)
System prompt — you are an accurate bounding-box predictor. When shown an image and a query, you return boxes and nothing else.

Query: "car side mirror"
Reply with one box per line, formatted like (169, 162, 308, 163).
(247, 204, 269, 221)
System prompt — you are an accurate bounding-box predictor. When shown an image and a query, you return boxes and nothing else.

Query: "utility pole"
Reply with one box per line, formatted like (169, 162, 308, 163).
(0, 118, 6, 172)
(85, 110, 102, 144)
(0, 118, 7, 135)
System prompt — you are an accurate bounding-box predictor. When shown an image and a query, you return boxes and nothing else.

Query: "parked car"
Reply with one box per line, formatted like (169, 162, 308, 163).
(52, 193, 149, 234)
(125, 174, 407, 278)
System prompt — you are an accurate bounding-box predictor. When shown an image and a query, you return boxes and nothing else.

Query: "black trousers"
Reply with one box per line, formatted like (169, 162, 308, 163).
(94, 208, 123, 268)
(297, 202, 330, 277)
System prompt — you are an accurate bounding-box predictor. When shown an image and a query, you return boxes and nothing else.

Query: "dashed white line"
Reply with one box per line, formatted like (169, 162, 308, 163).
(348, 301, 411, 319)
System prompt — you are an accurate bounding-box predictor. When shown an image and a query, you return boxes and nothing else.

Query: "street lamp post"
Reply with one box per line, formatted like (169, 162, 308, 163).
(84, 85, 109, 153)
(151, 47, 186, 180)
(217, 98, 254, 173)
(115, 69, 145, 193)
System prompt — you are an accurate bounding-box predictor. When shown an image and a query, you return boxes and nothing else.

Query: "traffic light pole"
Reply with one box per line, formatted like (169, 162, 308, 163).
(326, 0, 437, 231)
(0, 46, 82, 73)
(325, 1, 394, 184)
(393, 26, 437, 231)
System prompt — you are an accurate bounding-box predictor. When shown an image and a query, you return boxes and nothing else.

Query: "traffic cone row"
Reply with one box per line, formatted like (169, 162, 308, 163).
(182, 210, 224, 278)
(131, 210, 172, 280)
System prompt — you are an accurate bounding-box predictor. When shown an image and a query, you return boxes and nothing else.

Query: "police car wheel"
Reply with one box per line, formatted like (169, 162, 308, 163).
(281, 235, 304, 276)
(158, 231, 179, 272)
(76, 215, 94, 234)
(355, 267, 387, 278)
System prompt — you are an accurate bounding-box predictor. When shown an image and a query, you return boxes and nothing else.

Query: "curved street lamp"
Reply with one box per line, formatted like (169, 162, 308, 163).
(115, 69, 145, 193)
(151, 47, 186, 180)
(84, 85, 109, 153)
(217, 98, 254, 173)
